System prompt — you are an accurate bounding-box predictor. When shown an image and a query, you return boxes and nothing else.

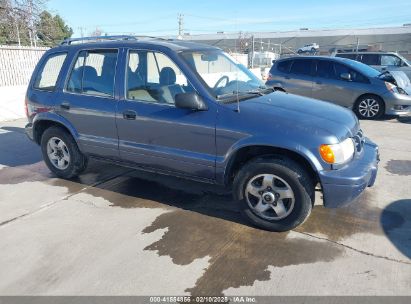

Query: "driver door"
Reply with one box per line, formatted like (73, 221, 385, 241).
(116, 49, 217, 180)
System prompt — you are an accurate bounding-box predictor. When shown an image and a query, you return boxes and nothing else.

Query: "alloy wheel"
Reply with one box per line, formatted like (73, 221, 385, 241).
(245, 174, 295, 220)
(47, 137, 70, 170)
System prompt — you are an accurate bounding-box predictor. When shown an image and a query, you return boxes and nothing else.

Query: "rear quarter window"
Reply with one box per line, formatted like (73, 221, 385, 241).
(276, 60, 292, 73)
(33, 53, 67, 91)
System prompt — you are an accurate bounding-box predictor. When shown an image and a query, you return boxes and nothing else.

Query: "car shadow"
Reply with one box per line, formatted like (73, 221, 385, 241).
(380, 114, 411, 124)
(0, 126, 43, 167)
(381, 199, 411, 259)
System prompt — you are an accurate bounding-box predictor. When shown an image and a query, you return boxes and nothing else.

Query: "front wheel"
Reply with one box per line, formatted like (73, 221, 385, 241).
(354, 95, 384, 120)
(233, 157, 314, 232)
(41, 126, 88, 179)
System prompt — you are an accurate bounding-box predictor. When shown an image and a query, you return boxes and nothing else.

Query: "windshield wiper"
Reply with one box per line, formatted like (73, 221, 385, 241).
(377, 70, 391, 77)
(217, 87, 274, 100)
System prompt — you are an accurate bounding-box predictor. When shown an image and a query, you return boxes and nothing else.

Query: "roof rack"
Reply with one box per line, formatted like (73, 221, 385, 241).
(60, 35, 169, 45)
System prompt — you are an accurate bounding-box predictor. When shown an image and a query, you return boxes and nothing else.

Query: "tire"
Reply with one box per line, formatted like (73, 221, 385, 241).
(233, 156, 314, 232)
(311, 47, 316, 53)
(354, 94, 385, 120)
(297, 50, 302, 54)
(40, 126, 88, 179)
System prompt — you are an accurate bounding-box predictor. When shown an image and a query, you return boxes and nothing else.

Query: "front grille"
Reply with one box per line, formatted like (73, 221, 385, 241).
(353, 129, 364, 153)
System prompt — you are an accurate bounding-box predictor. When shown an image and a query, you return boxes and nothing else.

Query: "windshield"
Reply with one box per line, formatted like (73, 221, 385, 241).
(180, 50, 265, 99)
(342, 58, 381, 78)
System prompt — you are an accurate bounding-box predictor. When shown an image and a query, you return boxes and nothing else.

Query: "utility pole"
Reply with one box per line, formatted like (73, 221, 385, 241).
(251, 35, 255, 68)
(355, 37, 359, 53)
(78, 27, 85, 38)
(177, 13, 184, 40)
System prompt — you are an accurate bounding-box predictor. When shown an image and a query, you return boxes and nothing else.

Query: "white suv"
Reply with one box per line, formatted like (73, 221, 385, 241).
(297, 43, 319, 54)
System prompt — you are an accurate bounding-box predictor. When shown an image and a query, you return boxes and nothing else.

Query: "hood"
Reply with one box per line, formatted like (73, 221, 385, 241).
(234, 92, 359, 142)
(378, 71, 411, 95)
(382, 70, 411, 94)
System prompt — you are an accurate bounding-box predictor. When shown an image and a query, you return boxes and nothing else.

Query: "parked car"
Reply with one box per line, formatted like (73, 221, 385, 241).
(266, 56, 411, 119)
(297, 43, 319, 54)
(335, 51, 411, 80)
(25, 36, 379, 232)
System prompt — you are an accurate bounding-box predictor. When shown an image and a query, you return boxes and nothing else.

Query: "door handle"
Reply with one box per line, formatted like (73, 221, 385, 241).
(60, 102, 70, 110)
(123, 110, 137, 120)
(285, 76, 291, 79)
(316, 81, 323, 84)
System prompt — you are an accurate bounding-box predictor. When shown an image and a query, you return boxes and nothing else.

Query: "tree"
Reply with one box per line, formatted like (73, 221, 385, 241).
(36, 10, 72, 46)
(0, 0, 47, 46)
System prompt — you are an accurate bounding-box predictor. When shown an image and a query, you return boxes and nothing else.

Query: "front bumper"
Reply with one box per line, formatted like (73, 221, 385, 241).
(25, 122, 34, 141)
(383, 91, 411, 116)
(319, 138, 379, 208)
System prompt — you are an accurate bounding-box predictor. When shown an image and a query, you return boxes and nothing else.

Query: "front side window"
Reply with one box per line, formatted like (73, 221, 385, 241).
(381, 55, 402, 66)
(126, 50, 193, 104)
(33, 53, 67, 91)
(333, 62, 368, 83)
(180, 50, 264, 98)
(67, 49, 118, 97)
(290, 59, 312, 76)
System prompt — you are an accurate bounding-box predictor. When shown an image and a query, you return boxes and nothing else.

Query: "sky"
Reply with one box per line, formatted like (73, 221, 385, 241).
(47, 0, 411, 38)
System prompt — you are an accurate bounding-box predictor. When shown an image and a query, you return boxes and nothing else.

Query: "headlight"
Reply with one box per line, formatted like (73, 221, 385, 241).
(385, 82, 407, 95)
(319, 137, 355, 164)
(385, 81, 396, 93)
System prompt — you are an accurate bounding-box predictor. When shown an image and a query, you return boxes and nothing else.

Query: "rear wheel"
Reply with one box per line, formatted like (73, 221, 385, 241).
(233, 157, 314, 232)
(354, 95, 384, 120)
(41, 126, 88, 178)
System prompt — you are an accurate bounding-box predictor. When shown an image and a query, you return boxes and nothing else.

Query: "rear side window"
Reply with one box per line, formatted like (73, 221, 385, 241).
(276, 60, 292, 73)
(336, 53, 356, 60)
(33, 53, 67, 91)
(290, 59, 312, 76)
(66, 49, 118, 97)
(360, 54, 380, 65)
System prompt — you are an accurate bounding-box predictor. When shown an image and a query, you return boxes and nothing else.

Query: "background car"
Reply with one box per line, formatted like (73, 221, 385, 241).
(297, 43, 319, 54)
(266, 56, 411, 119)
(335, 51, 411, 80)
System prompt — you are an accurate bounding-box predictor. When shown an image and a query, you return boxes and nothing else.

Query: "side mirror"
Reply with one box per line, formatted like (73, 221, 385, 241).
(340, 73, 351, 81)
(175, 92, 208, 111)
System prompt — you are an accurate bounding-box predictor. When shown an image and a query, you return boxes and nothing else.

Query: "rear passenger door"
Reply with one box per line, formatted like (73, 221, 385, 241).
(57, 49, 120, 159)
(282, 59, 314, 97)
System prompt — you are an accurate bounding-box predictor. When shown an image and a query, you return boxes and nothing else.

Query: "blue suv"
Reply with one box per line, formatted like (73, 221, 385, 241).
(25, 36, 379, 231)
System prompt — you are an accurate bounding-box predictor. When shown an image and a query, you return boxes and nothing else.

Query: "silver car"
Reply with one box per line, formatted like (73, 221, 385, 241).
(335, 51, 411, 80)
(266, 56, 411, 119)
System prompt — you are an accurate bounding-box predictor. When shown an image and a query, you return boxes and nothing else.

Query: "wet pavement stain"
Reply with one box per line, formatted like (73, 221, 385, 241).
(297, 191, 404, 241)
(143, 209, 343, 296)
(385, 160, 411, 176)
(86, 172, 347, 296)
(0, 162, 52, 184)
